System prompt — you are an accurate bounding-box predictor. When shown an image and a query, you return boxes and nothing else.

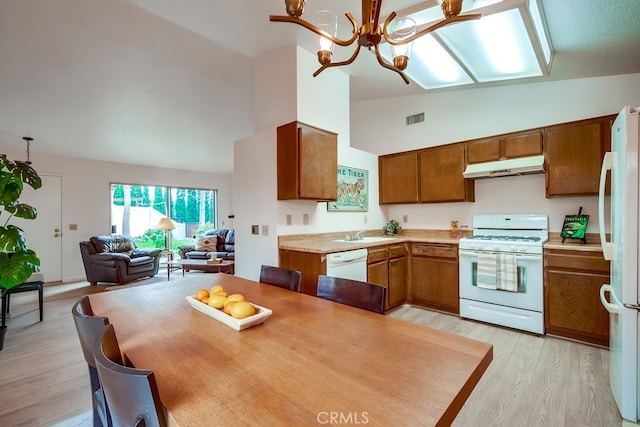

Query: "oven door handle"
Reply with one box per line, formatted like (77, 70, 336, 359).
(458, 250, 542, 261)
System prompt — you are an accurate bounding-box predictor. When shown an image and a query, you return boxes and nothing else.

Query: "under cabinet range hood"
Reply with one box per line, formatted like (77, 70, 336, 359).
(462, 155, 545, 179)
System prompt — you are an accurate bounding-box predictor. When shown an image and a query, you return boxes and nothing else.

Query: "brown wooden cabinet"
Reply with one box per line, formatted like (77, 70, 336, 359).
(409, 243, 459, 314)
(278, 249, 326, 296)
(277, 121, 337, 201)
(367, 244, 408, 312)
(544, 115, 615, 198)
(466, 130, 543, 164)
(378, 151, 419, 204)
(419, 143, 474, 203)
(544, 249, 610, 347)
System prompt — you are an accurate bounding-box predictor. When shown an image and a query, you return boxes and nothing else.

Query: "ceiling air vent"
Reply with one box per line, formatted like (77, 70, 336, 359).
(406, 113, 424, 126)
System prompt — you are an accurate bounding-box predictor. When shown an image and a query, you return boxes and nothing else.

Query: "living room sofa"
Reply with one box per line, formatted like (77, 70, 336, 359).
(179, 229, 235, 260)
(79, 235, 162, 286)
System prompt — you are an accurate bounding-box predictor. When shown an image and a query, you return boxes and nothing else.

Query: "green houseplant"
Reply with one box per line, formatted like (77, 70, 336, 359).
(0, 154, 41, 349)
(383, 219, 402, 236)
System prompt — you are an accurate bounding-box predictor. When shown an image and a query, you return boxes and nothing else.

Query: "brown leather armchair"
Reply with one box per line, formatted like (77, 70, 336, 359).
(79, 235, 162, 286)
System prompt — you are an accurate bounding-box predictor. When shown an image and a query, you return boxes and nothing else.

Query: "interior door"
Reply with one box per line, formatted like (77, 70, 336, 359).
(12, 174, 62, 283)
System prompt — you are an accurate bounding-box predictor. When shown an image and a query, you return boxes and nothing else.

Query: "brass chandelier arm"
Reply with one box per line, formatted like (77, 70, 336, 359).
(373, 44, 410, 84)
(312, 43, 363, 77)
(269, 12, 359, 47)
(382, 11, 481, 45)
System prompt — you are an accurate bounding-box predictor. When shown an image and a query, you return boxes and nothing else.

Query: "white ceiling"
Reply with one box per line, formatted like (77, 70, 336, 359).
(1, 0, 639, 174)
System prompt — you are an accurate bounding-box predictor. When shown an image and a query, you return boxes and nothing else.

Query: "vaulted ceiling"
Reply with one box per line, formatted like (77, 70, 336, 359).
(1, 0, 639, 173)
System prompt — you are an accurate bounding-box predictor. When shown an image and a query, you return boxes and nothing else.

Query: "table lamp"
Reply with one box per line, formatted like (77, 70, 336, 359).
(156, 217, 176, 251)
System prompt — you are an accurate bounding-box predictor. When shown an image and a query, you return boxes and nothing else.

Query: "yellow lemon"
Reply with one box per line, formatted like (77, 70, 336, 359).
(230, 301, 256, 319)
(214, 290, 228, 298)
(209, 285, 224, 294)
(225, 294, 245, 303)
(207, 293, 227, 309)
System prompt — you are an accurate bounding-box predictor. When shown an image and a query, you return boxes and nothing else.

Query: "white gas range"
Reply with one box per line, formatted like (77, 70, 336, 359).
(458, 214, 549, 334)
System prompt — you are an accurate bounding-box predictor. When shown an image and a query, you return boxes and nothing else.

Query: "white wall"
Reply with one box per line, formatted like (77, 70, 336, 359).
(0, 147, 232, 282)
(349, 73, 640, 235)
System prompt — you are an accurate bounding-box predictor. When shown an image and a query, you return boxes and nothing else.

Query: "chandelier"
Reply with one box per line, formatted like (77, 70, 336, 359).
(269, 0, 481, 84)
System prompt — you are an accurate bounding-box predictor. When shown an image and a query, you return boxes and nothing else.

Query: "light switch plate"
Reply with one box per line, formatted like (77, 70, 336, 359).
(262, 225, 269, 236)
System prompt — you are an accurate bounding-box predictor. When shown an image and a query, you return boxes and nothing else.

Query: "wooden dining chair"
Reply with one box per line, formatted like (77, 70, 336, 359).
(71, 296, 112, 427)
(316, 275, 386, 314)
(259, 265, 302, 292)
(93, 324, 167, 427)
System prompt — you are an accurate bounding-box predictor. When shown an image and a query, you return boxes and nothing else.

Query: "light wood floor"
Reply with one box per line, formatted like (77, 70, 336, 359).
(0, 279, 624, 426)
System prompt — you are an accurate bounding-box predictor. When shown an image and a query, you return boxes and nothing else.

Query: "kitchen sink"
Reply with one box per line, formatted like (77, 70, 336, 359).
(332, 236, 397, 243)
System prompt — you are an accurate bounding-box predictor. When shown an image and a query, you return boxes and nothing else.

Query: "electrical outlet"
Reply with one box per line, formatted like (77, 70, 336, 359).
(69, 224, 78, 231)
(403, 215, 408, 223)
(303, 213, 309, 225)
(286, 214, 292, 226)
(262, 225, 269, 236)
(251, 225, 259, 235)
(364, 214, 368, 224)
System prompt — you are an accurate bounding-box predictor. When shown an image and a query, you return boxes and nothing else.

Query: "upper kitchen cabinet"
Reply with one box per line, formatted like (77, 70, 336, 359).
(379, 151, 420, 204)
(544, 115, 616, 198)
(466, 130, 543, 164)
(419, 143, 474, 203)
(277, 121, 337, 201)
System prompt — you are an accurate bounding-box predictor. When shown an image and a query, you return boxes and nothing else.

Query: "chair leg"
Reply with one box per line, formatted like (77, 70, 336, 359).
(90, 282, 97, 286)
(38, 284, 43, 322)
(1, 292, 7, 328)
(6, 293, 10, 314)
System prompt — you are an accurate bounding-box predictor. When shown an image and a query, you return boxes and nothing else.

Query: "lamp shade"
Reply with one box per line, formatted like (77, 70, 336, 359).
(156, 217, 176, 230)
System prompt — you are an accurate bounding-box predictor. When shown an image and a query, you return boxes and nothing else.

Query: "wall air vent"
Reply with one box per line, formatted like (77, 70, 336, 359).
(406, 113, 425, 126)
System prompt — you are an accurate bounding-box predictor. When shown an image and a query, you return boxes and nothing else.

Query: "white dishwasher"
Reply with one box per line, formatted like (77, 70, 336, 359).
(326, 249, 368, 281)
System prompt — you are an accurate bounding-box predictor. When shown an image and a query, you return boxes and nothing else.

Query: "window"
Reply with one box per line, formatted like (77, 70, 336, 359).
(110, 184, 217, 251)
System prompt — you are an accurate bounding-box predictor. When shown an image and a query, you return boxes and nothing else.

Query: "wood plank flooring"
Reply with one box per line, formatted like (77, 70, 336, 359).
(0, 279, 625, 426)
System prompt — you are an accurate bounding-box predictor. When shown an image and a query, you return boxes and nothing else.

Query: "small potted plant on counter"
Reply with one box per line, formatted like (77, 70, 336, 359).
(383, 219, 402, 236)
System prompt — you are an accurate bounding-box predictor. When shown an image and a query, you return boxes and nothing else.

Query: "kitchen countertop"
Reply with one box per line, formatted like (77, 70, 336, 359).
(279, 230, 607, 254)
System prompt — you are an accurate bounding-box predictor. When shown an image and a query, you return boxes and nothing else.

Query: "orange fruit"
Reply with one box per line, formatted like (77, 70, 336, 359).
(214, 290, 228, 298)
(223, 300, 237, 315)
(201, 296, 209, 305)
(230, 301, 256, 319)
(195, 289, 209, 301)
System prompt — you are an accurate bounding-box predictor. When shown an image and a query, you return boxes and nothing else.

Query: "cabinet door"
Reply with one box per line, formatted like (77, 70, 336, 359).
(410, 256, 459, 314)
(544, 117, 613, 197)
(545, 269, 610, 347)
(388, 255, 407, 309)
(503, 131, 542, 158)
(419, 144, 474, 203)
(277, 122, 337, 201)
(367, 247, 389, 288)
(466, 138, 500, 164)
(379, 152, 419, 204)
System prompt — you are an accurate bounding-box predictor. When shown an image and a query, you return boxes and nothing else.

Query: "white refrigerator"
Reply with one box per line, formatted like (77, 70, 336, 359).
(599, 105, 640, 422)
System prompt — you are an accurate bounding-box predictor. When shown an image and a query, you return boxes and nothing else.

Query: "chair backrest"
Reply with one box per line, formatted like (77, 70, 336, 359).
(72, 296, 109, 367)
(259, 265, 302, 292)
(316, 275, 386, 314)
(94, 324, 167, 427)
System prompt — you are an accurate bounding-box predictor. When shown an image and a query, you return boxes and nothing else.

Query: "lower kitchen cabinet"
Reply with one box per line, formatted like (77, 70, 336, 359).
(279, 249, 325, 296)
(544, 248, 610, 347)
(367, 244, 408, 312)
(410, 243, 459, 314)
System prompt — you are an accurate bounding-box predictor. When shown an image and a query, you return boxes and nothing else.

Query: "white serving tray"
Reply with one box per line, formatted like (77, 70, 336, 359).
(186, 296, 272, 331)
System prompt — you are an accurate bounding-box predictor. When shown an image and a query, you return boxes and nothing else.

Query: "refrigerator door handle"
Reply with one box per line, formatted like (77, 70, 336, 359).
(598, 151, 615, 260)
(599, 284, 620, 314)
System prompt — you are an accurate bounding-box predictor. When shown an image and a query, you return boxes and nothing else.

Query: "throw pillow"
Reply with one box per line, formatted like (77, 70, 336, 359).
(195, 236, 217, 252)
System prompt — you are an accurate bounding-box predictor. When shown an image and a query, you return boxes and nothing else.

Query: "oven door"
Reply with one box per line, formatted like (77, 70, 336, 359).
(458, 249, 543, 312)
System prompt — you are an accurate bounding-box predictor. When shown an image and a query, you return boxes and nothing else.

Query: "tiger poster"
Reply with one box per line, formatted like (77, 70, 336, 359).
(327, 166, 368, 212)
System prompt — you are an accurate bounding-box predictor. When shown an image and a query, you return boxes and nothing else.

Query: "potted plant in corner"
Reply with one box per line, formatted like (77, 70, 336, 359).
(0, 154, 41, 350)
(383, 219, 402, 236)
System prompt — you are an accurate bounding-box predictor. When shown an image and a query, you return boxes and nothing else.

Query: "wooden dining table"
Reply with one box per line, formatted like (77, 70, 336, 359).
(89, 274, 493, 426)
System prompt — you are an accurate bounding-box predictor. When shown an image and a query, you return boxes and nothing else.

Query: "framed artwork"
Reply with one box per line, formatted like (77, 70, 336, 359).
(327, 166, 368, 212)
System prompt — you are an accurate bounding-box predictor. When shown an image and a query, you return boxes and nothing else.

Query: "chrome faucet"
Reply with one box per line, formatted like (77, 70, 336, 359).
(354, 230, 366, 240)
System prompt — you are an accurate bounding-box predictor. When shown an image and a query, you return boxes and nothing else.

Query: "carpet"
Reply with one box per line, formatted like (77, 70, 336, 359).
(52, 411, 92, 427)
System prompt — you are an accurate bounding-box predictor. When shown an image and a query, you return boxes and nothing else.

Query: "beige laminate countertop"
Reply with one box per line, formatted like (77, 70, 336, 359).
(278, 230, 462, 254)
(279, 231, 607, 254)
